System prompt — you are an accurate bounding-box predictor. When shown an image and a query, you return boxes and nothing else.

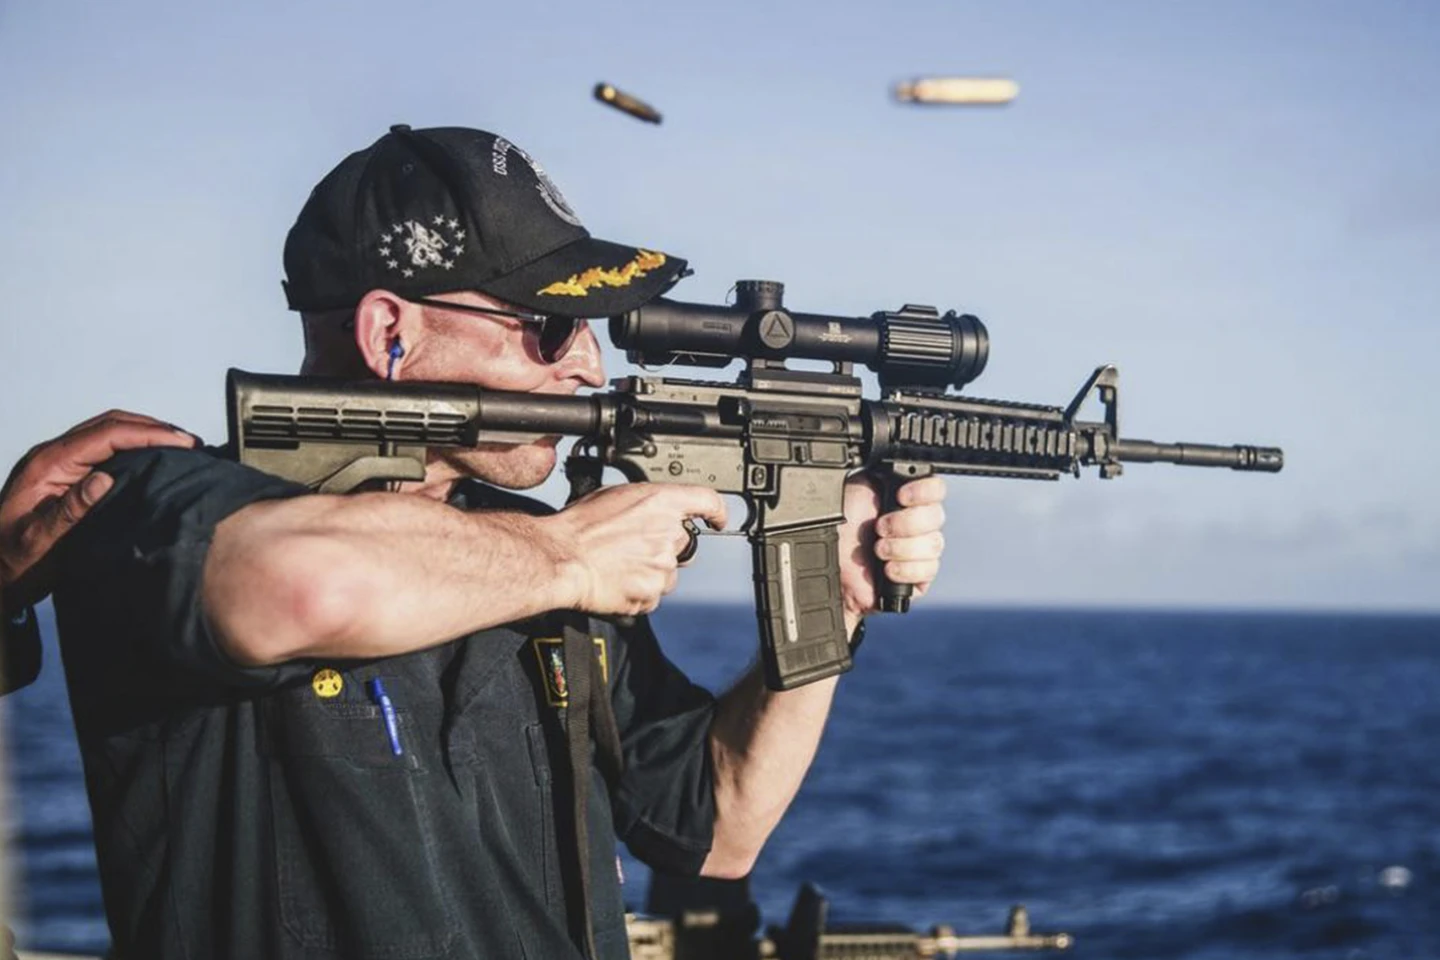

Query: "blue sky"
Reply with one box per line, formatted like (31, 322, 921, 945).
(1, 0, 1437, 609)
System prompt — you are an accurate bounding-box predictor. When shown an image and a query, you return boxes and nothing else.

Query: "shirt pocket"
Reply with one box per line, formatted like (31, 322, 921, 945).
(448, 651, 566, 915)
(262, 680, 457, 959)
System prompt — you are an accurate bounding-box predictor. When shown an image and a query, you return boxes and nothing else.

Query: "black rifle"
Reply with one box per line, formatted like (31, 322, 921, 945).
(627, 878, 1073, 959)
(227, 280, 1282, 690)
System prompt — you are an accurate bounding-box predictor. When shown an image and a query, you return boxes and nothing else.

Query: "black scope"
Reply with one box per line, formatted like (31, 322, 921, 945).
(609, 280, 989, 391)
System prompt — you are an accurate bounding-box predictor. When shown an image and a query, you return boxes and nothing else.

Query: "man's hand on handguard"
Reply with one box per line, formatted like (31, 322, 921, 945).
(836, 474, 947, 618)
(544, 484, 727, 617)
(0, 410, 196, 605)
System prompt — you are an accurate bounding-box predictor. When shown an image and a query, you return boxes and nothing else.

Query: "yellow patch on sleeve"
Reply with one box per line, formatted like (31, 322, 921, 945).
(538, 250, 666, 297)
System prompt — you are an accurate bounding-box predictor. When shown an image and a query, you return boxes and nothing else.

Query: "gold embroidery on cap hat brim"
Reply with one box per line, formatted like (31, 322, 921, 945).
(537, 250, 666, 297)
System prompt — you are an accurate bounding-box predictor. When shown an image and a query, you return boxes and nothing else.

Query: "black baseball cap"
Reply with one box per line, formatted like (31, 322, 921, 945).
(282, 124, 688, 317)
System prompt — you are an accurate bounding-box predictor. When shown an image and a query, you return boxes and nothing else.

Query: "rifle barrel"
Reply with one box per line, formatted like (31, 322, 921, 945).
(925, 932, 1075, 954)
(1112, 439, 1283, 472)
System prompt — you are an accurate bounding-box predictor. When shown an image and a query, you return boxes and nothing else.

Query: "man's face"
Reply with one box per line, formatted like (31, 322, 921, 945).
(401, 291, 607, 491)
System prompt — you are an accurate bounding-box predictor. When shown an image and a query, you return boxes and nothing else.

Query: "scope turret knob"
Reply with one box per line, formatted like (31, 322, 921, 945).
(734, 279, 785, 311)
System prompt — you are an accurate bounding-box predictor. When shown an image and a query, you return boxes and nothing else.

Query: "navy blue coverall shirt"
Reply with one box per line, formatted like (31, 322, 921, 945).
(52, 448, 718, 960)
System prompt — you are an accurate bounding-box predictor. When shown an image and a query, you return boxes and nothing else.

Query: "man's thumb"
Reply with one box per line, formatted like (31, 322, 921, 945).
(47, 471, 113, 531)
(79, 472, 113, 508)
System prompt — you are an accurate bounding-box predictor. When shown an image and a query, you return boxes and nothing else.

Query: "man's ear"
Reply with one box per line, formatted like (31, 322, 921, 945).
(352, 290, 412, 380)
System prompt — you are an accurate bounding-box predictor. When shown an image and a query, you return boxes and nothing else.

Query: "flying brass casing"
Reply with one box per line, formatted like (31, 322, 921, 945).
(895, 76, 1019, 105)
(593, 83, 663, 124)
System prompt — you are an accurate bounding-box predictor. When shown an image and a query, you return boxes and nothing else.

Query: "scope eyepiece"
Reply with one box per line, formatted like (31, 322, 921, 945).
(609, 280, 989, 390)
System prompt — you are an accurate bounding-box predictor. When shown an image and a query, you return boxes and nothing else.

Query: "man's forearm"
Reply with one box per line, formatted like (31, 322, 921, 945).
(700, 611, 859, 877)
(205, 493, 578, 665)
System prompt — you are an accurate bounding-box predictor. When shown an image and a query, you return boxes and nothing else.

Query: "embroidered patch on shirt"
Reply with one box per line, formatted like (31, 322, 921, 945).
(531, 636, 609, 708)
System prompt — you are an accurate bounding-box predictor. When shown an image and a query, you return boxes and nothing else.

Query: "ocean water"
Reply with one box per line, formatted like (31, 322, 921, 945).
(3, 604, 1437, 958)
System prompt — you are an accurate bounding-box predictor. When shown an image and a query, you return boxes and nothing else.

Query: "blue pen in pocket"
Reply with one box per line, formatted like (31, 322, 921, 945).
(367, 677, 404, 757)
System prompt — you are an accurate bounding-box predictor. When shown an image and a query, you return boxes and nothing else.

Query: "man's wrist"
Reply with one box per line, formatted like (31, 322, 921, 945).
(527, 514, 586, 611)
(848, 617, 866, 656)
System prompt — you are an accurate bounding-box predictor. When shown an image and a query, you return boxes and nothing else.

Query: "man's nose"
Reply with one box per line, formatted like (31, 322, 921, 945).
(557, 320, 606, 387)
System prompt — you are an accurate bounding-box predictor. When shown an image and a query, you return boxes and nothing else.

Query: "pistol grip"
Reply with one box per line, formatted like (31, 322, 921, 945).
(564, 454, 605, 504)
(753, 525, 852, 691)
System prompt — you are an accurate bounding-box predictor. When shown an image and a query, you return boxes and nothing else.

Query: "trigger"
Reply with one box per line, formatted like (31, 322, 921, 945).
(678, 519, 700, 563)
(719, 492, 757, 536)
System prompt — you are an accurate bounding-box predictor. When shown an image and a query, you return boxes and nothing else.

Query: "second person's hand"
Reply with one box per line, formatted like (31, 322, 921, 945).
(1, 410, 198, 605)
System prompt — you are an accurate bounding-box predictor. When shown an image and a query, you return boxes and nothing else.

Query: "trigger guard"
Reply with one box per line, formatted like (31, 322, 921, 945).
(734, 496, 759, 537)
(677, 520, 700, 563)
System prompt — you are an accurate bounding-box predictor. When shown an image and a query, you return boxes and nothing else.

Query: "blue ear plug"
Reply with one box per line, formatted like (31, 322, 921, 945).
(386, 339, 404, 380)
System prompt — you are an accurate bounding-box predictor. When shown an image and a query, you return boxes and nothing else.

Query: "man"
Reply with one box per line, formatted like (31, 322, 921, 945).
(51, 125, 948, 960)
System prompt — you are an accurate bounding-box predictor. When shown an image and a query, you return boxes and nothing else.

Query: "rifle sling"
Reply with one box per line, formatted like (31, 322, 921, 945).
(562, 614, 624, 959)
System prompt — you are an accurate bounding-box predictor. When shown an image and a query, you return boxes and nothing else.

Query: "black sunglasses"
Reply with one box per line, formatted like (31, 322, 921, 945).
(411, 297, 582, 363)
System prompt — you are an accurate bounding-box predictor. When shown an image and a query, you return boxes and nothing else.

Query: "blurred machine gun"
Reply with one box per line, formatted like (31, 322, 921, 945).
(625, 877, 1072, 959)
(228, 279, 1283, 690)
